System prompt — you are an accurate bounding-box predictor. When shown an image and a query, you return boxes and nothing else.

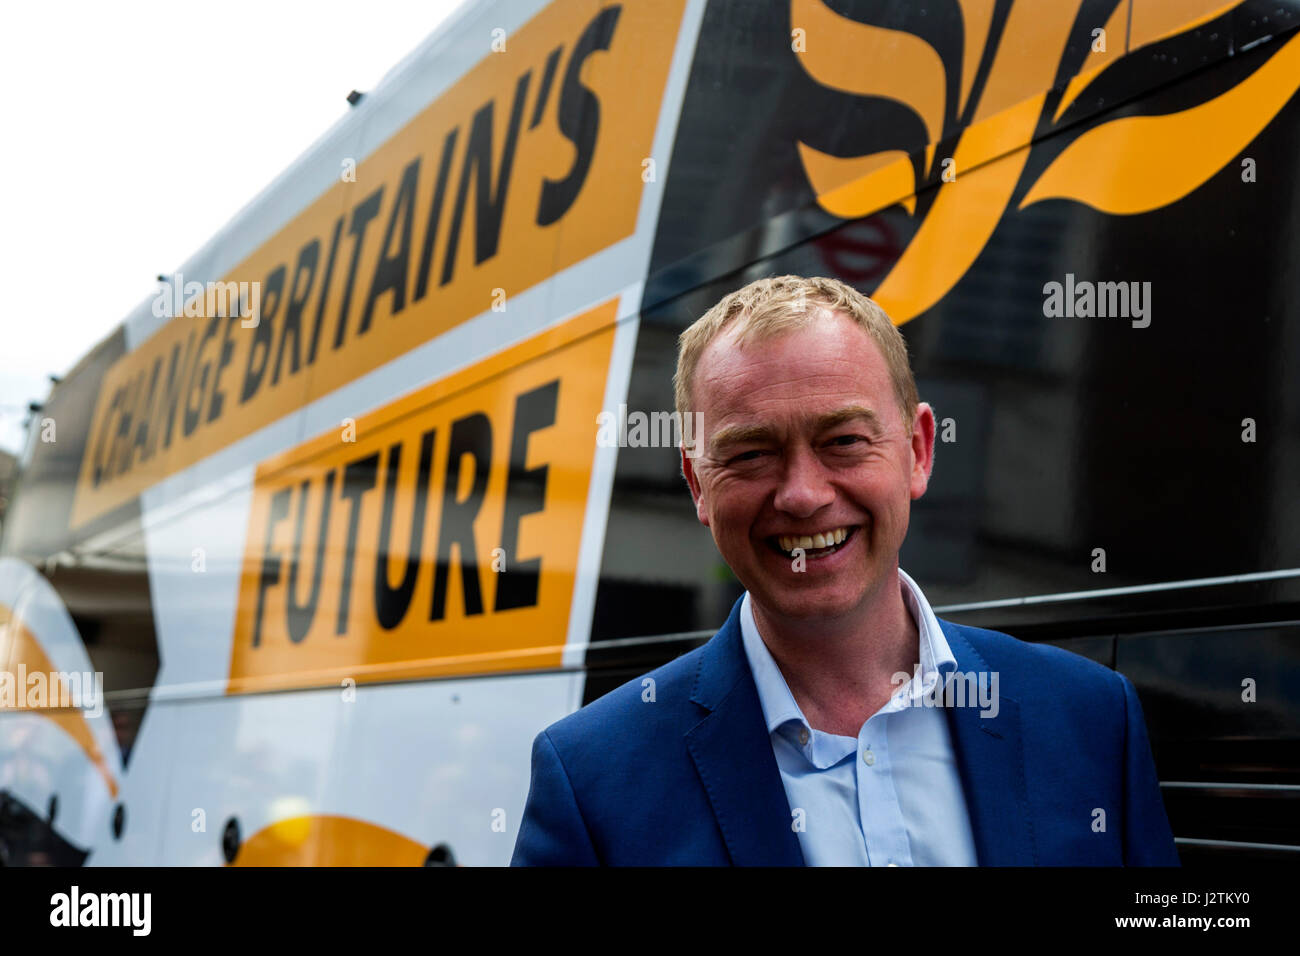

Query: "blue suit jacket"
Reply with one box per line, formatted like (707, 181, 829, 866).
(512, 598, 1180, 865)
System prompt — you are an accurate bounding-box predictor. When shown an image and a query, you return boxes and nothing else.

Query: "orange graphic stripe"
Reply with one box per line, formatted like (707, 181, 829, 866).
(1023, 31, 1300, 215)
(792, 0, 946, 145)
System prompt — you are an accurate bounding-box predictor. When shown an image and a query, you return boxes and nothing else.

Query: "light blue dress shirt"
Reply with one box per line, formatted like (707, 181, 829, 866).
(739, 568, 978, 866)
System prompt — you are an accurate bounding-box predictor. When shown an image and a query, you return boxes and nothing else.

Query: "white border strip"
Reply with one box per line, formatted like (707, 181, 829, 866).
(1161, 781, 1300, 791)
(934, 568, 1300, 614)
(563, 296, 641, 671)
(1174, 837, 1300, 852)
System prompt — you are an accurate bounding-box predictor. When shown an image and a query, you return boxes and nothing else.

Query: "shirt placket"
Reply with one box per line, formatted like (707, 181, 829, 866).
(855, 710, 914, 867)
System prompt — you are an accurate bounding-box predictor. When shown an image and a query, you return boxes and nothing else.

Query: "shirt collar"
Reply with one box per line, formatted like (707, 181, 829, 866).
(738, 568, 958, 740)
(898, 566, 959, 701)
(739, 591, 805, 737)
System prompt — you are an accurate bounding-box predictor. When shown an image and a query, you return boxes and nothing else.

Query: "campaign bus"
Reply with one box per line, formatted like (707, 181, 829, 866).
(2, 0, 1298, 865)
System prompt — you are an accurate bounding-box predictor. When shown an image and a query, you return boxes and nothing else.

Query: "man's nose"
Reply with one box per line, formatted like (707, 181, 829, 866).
(773, 446, 835, 517)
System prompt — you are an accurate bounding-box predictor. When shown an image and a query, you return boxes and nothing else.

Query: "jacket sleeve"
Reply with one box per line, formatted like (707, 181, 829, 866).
(510, 729, 600, 866)
(1118, 672, 1181, 865)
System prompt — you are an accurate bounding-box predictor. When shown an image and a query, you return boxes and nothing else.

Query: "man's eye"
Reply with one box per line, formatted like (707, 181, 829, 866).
(827, 435, 866, 447)
(730, 449, 766, 463)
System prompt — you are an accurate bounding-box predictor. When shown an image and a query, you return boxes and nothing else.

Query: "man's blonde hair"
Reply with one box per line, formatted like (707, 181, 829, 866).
(673, 275, 919, 429)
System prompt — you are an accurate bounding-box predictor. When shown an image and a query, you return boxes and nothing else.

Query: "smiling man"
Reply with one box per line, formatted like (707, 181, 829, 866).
(512, 275, 1179, 866)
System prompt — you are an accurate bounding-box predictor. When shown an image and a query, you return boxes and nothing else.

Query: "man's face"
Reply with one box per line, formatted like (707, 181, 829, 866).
(682, 309, 935, 627)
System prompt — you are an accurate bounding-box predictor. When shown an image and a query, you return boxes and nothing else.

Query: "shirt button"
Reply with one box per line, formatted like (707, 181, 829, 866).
(798, 729, 810, 746)
(862, 750, 875, 766)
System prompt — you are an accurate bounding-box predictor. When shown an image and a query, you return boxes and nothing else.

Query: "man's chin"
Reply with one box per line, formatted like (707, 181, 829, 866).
(750, 582, 863, 625)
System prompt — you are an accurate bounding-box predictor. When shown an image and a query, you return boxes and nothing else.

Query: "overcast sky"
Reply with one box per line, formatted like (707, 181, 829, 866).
(0, 0, 463, 456)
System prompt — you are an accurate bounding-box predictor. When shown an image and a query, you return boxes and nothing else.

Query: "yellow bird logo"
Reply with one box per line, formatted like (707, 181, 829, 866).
(793, 0, 1300, 324)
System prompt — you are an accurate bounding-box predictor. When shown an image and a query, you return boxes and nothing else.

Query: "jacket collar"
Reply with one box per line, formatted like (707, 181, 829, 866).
(684, 597, 1036, 866)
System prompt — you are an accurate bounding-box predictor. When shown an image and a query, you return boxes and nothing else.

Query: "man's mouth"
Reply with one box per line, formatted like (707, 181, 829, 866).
(767, 526, 857, 559)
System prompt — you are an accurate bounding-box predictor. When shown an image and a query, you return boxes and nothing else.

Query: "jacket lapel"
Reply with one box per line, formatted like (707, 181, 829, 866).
(685, 599, 805, 866)
(939, 619, 1037, 865)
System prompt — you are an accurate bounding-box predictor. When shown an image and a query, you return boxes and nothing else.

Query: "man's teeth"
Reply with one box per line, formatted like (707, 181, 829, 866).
(777, 528, 850, 552)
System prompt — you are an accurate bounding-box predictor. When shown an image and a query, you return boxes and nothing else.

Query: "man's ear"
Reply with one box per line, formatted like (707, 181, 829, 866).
(680, 445, 710, 527)
(909, 402, 936, 500)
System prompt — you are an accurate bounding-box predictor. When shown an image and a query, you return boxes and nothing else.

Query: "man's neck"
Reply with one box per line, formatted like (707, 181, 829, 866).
(750, 571, 921, 738)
